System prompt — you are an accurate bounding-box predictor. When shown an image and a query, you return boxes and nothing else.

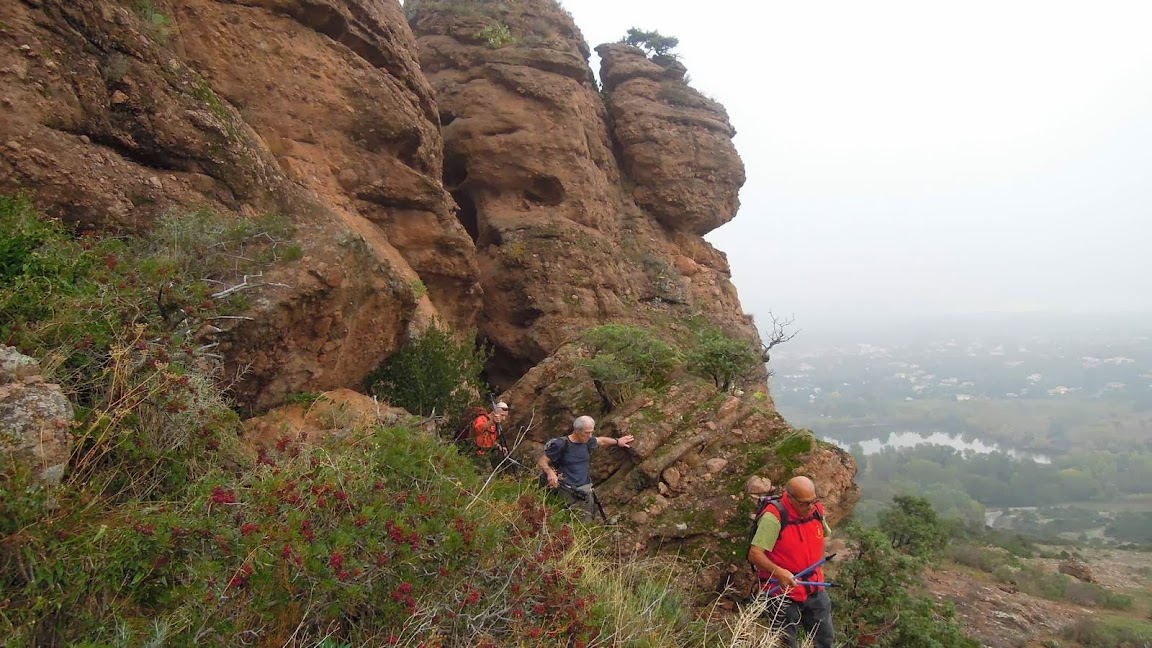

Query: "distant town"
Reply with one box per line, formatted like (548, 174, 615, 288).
(770, 314, 1152, 413)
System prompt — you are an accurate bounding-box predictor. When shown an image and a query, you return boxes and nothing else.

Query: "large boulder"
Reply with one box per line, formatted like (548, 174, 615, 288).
(0, 347, 74, 484)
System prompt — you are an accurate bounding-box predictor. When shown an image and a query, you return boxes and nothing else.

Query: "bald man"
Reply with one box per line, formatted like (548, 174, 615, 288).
(748, 476, 835, 648)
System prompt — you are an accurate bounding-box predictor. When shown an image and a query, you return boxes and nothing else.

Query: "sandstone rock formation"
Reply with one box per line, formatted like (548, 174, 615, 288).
(408, 0, 759, 388)
(597, 43, 746, 236)
(0, 346, 74, 483)
(0, 0, 479, 411)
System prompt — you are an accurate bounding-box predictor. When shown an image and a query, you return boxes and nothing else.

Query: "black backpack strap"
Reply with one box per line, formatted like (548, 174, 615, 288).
(556, 435, 569, 468)
(773, 499, 789, 527)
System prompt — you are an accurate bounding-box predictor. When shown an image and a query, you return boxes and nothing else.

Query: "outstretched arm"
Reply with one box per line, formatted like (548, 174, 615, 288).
(596, 434, 634, 448)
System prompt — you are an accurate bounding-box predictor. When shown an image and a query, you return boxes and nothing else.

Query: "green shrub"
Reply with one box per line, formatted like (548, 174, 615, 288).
(365, 321, 490, 423)
(0, 198, 298, 502)
(878, 495, 949, 559)
(1014, 564, 1070, 600)
(0, 194, 55, 283)
(409, 277, 427, 300)
(658, 83, 713, 109)
(992, 564, 1016, 583)
(945, 543, 1011, 572)
(0, 202, 296, 409)
(622, 27, 679, 58)
(1062, 617, 1152, 647)
(477, 22, 515, 48)
(1063, 581, 1134, 610)
(283, 391, 321, 407)
(580, 324, 681, 411)
(0, 426, 600, 646)
(835, 523, 979, 648)
(684, 323, 761, 392)
(134, 0, 172, 41)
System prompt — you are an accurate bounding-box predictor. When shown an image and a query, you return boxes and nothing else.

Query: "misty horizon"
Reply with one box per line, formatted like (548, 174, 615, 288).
(565, 0, 1152, 325)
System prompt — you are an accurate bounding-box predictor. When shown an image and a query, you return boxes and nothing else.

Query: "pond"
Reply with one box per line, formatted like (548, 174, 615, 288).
(822, 430, 1052, 464)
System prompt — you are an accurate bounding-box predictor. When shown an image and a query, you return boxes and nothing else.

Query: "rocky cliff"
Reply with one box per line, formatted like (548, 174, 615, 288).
(1, 0, 479, 411)
(1, 0, 856, 594)
(408, 0, 758, 388)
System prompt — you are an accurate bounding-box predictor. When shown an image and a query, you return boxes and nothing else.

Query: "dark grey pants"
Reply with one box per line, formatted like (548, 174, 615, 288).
(556, 483, 596, 521)
(764, 589, 835, 648)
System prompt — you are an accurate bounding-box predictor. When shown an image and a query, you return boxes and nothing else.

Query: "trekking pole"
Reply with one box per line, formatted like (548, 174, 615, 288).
(552, 481, 610, 522)
(488, 395, 511, 458)
(498, 453, 533, 475)
(763, 554, 837, 597)
(590, 489, 609, 523)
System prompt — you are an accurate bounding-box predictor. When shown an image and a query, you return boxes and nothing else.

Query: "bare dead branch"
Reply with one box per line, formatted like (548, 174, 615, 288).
(210, 273, 291, 299)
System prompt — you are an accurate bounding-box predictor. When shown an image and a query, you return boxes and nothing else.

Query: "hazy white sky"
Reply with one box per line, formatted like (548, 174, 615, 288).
(563, 0, 1152, 323)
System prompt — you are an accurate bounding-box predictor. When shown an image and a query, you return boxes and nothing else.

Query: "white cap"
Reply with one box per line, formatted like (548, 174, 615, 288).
(496, 401, 509, 411)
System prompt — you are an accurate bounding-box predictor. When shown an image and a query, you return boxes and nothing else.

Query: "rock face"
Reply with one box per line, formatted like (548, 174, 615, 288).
(597, 43, 746, 236)
(0, 346, 74, 483)
(409, 0, 760, 387)
(0, 0, 479, 411)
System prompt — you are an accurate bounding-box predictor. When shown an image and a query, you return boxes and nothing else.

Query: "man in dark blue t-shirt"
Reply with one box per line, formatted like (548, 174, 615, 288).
(538, 415, 633, 520)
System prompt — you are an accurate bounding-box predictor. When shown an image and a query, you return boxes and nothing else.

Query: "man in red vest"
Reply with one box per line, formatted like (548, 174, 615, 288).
(472, 401, 509, 469)
(748, 475, 835, 648)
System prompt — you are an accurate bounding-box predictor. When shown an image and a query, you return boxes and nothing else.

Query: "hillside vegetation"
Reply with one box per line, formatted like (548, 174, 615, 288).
(2, 197, 763, 647)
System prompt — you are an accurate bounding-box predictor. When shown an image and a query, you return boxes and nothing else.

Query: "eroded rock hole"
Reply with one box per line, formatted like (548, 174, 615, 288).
(483, 341, 536, 392)
(524, 176, 565, 206)
(443, 154, 478, 242)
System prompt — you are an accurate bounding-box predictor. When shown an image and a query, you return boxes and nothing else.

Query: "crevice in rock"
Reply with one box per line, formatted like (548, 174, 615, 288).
(523, 175, 564, 206)
(511, 306, 544, 329)
(482, 340, 534, 392)
(443, 153, 478, 242)
(443, 153, 467, 188)
(452, 190, 479, 243)
(439, 110, 457, 127)
(72, 129, 193, 173)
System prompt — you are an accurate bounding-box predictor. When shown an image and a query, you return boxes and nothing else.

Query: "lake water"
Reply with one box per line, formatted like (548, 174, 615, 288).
(822, 430, 1051, 464)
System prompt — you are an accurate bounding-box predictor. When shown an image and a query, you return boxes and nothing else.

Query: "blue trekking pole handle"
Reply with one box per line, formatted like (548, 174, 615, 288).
(764, 554, 836, 597)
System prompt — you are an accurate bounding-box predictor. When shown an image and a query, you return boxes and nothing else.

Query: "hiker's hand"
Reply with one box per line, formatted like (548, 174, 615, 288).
(774, 569, 797, 589)
(545, 469, 559, 488)
(499, 446, 508, 455)
(617, 434, 634, 449)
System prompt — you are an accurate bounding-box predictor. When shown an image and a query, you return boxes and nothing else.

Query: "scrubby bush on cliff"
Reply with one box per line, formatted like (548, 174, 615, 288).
(684, 322, 762, 393)
(364, 322, 490, 424)
(622, 27, 679, 58)
(580, 324, 682, 411)
(0, 196, 297, 404)
(0, 196, 292, 500)
(833, 498, 979, 648)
